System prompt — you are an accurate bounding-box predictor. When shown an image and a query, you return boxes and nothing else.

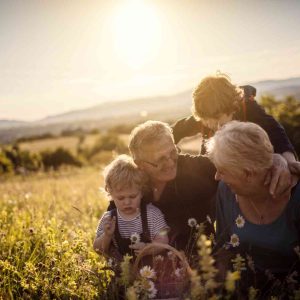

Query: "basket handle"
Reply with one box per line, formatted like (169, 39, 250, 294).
(132, 242, 193, 277)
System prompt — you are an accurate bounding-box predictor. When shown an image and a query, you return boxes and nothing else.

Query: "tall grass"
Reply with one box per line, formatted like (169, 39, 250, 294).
(0, 167, 112, 299)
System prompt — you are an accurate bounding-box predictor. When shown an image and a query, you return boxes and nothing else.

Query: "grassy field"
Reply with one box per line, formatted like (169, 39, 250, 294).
(0, 167, 113, 299)
(19, 134, 130, 155)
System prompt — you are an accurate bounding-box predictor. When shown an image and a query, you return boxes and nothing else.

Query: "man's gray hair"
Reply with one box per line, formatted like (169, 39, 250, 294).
(129, 120, 174, 160)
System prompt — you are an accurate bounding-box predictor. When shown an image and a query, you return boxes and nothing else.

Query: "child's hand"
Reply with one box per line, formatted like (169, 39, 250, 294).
(103, 215, 116, 237)
(129, 242, 147, 255)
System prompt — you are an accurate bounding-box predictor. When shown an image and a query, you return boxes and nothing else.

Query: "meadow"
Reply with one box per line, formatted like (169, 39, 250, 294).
(0, 167, 113, 299)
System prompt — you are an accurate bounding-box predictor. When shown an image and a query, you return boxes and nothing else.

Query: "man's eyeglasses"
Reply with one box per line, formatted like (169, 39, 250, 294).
(140, 147, 180, 169)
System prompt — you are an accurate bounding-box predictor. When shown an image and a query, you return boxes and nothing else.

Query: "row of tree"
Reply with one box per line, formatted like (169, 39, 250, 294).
(0, 132, 127, 175)
(0, 96, 299, 175)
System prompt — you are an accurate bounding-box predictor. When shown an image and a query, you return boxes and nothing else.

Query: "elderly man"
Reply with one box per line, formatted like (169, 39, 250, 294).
(106, 120, 292, 254)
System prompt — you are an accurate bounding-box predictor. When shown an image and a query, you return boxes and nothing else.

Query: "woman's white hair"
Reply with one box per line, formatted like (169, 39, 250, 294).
(206, 121, 274, 175)
(129, 120, 174, 160)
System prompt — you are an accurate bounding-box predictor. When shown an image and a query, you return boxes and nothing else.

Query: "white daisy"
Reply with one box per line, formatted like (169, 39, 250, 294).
(188, 218, 197, 228)
(139, 265, 156, 279)
(230, 234, 240, 247)
(130, 233, 140, 244)
(146, 280, 157, 299)
(235, 215, 245, 228)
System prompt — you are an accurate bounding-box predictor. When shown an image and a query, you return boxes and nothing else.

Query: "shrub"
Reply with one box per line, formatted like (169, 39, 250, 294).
(41, 148, 82, 171)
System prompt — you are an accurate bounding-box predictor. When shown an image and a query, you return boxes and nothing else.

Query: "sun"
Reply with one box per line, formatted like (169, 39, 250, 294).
(112, 1, 161, 69)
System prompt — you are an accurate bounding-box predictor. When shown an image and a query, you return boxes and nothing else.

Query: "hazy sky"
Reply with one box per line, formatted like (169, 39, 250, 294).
(1, 0, 300, 121)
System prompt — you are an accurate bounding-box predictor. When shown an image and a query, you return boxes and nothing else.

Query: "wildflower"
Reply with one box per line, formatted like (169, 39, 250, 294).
(146, 280, 157, 299)
(230, 234, 240, 247)
(126, 286, 138, 300)
(231, 254, 246, 272)
(248, 286, 259, 300)
(225, 271, 240, 292)
(197, 235, 218, 290)
(188, 218, 197, 228)
(140, 265, 156, 279)
(120, 254, 133, 286)
(235, 215, 245, 228)
(130, 233, 140, 244)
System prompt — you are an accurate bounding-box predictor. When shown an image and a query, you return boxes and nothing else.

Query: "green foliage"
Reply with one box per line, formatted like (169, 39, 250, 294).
(41, 147, 82, 171)
(3, 145, 42, 173)
(260, 95, 300, 156)
(0, 150, 13, 174)
(87, 133, 127, 160)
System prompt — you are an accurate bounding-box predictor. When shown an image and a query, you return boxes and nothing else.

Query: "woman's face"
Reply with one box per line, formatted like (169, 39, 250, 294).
(215, 167, 248, 195)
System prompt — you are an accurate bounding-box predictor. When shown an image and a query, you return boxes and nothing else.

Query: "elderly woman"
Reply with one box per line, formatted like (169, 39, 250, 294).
(207, 121, 300, 292)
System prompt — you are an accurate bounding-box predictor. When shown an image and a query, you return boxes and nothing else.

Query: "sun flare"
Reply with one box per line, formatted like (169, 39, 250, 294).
(112, 1, 161, 69)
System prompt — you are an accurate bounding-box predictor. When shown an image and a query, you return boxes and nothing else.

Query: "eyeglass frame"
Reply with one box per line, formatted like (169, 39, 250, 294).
(139, 146, 181, 169)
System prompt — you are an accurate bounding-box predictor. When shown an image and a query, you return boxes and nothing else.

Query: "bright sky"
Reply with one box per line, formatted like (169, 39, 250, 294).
(1, 0, 300, 121)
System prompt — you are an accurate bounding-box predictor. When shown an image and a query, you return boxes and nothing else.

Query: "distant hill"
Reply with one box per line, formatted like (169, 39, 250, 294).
(0, 120, 28, 129)
(1, 76, 299, 144)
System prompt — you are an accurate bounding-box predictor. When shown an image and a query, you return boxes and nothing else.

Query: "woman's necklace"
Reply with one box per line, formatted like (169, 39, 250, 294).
(236, 195, 270, 225)
(248, 198, 270, 225)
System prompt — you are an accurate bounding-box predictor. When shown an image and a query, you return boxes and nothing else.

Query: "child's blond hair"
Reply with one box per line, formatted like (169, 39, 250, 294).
(103, 154, 148, 195)
(192, 72, 243, 120)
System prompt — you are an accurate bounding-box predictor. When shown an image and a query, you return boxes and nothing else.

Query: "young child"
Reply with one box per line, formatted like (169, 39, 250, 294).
(93, 154, 169, 259)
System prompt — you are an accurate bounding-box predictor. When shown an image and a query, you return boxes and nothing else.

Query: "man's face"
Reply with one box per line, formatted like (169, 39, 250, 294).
(137, 137, 178, 183)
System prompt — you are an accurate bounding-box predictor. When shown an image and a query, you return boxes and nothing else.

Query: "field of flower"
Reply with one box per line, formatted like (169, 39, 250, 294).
(1, 166, 300, 300)
(0, 167, 113, 299)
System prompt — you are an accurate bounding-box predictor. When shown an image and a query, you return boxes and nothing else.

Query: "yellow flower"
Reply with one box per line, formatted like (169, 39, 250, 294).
(225, 271, 240, 292)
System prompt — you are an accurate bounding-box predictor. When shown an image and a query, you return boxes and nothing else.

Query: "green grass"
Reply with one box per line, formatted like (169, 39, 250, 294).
(0, 167, 112, 299)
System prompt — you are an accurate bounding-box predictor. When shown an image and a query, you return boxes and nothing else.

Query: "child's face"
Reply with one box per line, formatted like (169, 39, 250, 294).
(111, 185, 142, 218)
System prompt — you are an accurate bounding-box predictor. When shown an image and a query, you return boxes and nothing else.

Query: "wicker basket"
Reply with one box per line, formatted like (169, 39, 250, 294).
(133, 243, 192, 300)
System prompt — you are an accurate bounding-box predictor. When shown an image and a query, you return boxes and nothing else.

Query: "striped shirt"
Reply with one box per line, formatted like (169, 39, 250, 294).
(96, 203, 169, 243)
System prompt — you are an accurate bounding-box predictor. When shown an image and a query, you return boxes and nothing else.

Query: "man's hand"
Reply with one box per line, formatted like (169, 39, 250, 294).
(103, 215, 116, 237)
(264, 154, 292, 197)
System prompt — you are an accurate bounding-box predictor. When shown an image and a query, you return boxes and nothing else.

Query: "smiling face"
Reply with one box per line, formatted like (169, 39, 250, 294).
(214, 167, 247, 195)
(111, 184, 142, 219)
(137, 137, 178, 184)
